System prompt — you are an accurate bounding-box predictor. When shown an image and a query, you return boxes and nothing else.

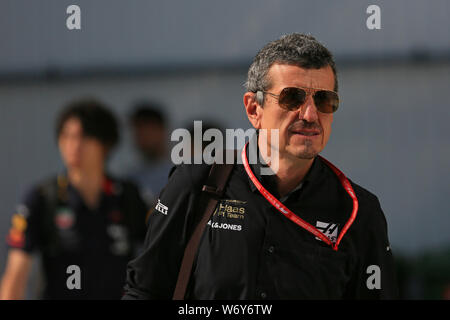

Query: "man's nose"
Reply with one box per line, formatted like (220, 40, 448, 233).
(298, 95, 319, 122)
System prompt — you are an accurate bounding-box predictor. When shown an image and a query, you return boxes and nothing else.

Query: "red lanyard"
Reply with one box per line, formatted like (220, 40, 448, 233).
(241, 143, 358, 251)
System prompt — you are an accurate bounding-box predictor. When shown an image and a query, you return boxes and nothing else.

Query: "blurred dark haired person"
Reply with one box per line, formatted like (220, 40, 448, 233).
(0, 98, 148, 299)
(127, 101, 172, 207)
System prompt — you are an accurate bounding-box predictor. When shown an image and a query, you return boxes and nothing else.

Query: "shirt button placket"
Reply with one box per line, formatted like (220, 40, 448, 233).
(259, 246, 274, 299)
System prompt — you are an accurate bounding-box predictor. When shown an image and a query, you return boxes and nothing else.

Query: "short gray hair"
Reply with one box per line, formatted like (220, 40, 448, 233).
(245, 33, 338, 104)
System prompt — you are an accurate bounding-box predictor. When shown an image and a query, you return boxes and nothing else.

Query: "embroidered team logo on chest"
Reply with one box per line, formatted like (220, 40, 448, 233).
(315, 221, 339, 243)
(213, 199, 246, 220)
(207, 199, 247, 232)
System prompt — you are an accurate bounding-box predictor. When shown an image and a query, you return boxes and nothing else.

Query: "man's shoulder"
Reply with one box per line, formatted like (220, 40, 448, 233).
(106, 175, 143, 198)
(12, 175, 59, 218)
(348, 179, 380, 204)
(348, 179, 387, 227)
(24, 175, 59, 199)
(166, 163, 214, 191)
(317, 158, 381, 206)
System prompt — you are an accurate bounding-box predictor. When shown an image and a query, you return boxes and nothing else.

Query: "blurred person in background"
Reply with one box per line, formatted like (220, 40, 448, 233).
(128, 102, 173, 208)
(0, 99, 148, 299)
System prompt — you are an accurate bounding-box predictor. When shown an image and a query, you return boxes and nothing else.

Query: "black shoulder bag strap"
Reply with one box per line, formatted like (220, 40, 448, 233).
(172, 157, 236, 300)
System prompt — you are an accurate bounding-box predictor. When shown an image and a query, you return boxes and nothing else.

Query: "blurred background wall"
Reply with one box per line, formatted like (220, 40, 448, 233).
(0, 0, 449, 299)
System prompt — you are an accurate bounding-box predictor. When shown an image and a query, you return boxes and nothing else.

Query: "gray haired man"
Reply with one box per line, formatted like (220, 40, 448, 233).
(123, 33, 398, 300)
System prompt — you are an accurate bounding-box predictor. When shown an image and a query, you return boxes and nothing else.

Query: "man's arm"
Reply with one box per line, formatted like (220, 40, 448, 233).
(1, 185, 44, 300)
(122, 164, 210, 299)
(121, 180, 150, 244)
(0, 249, 33, 300)
(344, 191, 399, 299)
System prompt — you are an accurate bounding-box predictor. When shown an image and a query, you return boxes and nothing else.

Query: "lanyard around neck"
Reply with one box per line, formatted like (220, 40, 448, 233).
(241, 143, 358, 251)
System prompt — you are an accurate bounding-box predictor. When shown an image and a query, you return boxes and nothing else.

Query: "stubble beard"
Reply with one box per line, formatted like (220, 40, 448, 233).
(287, 139, 320, 160)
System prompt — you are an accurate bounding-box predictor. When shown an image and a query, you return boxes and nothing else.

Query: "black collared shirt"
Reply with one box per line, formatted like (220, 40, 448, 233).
(124, 151, 398, 299)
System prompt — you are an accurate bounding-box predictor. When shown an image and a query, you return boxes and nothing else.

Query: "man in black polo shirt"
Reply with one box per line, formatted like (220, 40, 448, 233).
(0, 99, 148, 299)
(123, 33, 398, 299)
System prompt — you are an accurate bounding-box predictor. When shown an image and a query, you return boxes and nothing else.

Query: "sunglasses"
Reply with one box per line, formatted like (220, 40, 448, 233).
(259, 86, 339, 113)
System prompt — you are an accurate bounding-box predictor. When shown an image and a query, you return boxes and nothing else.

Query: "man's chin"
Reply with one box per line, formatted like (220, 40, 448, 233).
(295, 152, 317, 160)
(285, 146, 319, 160)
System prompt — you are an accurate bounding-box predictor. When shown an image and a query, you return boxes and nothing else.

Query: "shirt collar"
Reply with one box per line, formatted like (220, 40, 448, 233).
(243, 144, 325, 198)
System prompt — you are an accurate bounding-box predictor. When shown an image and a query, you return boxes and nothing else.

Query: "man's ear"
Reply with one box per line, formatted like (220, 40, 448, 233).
(243, 92, 263, 129)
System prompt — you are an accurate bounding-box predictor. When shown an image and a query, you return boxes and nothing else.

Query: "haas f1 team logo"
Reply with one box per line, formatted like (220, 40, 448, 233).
(315, 221, 339, 243)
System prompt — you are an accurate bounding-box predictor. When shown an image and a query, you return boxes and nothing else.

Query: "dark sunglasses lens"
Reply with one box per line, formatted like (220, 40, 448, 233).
(314, 90, 339, 113)
(279, 88, 306, 111)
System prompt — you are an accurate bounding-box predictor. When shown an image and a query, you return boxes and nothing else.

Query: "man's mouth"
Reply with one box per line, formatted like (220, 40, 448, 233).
(290, 129, 321, 136)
